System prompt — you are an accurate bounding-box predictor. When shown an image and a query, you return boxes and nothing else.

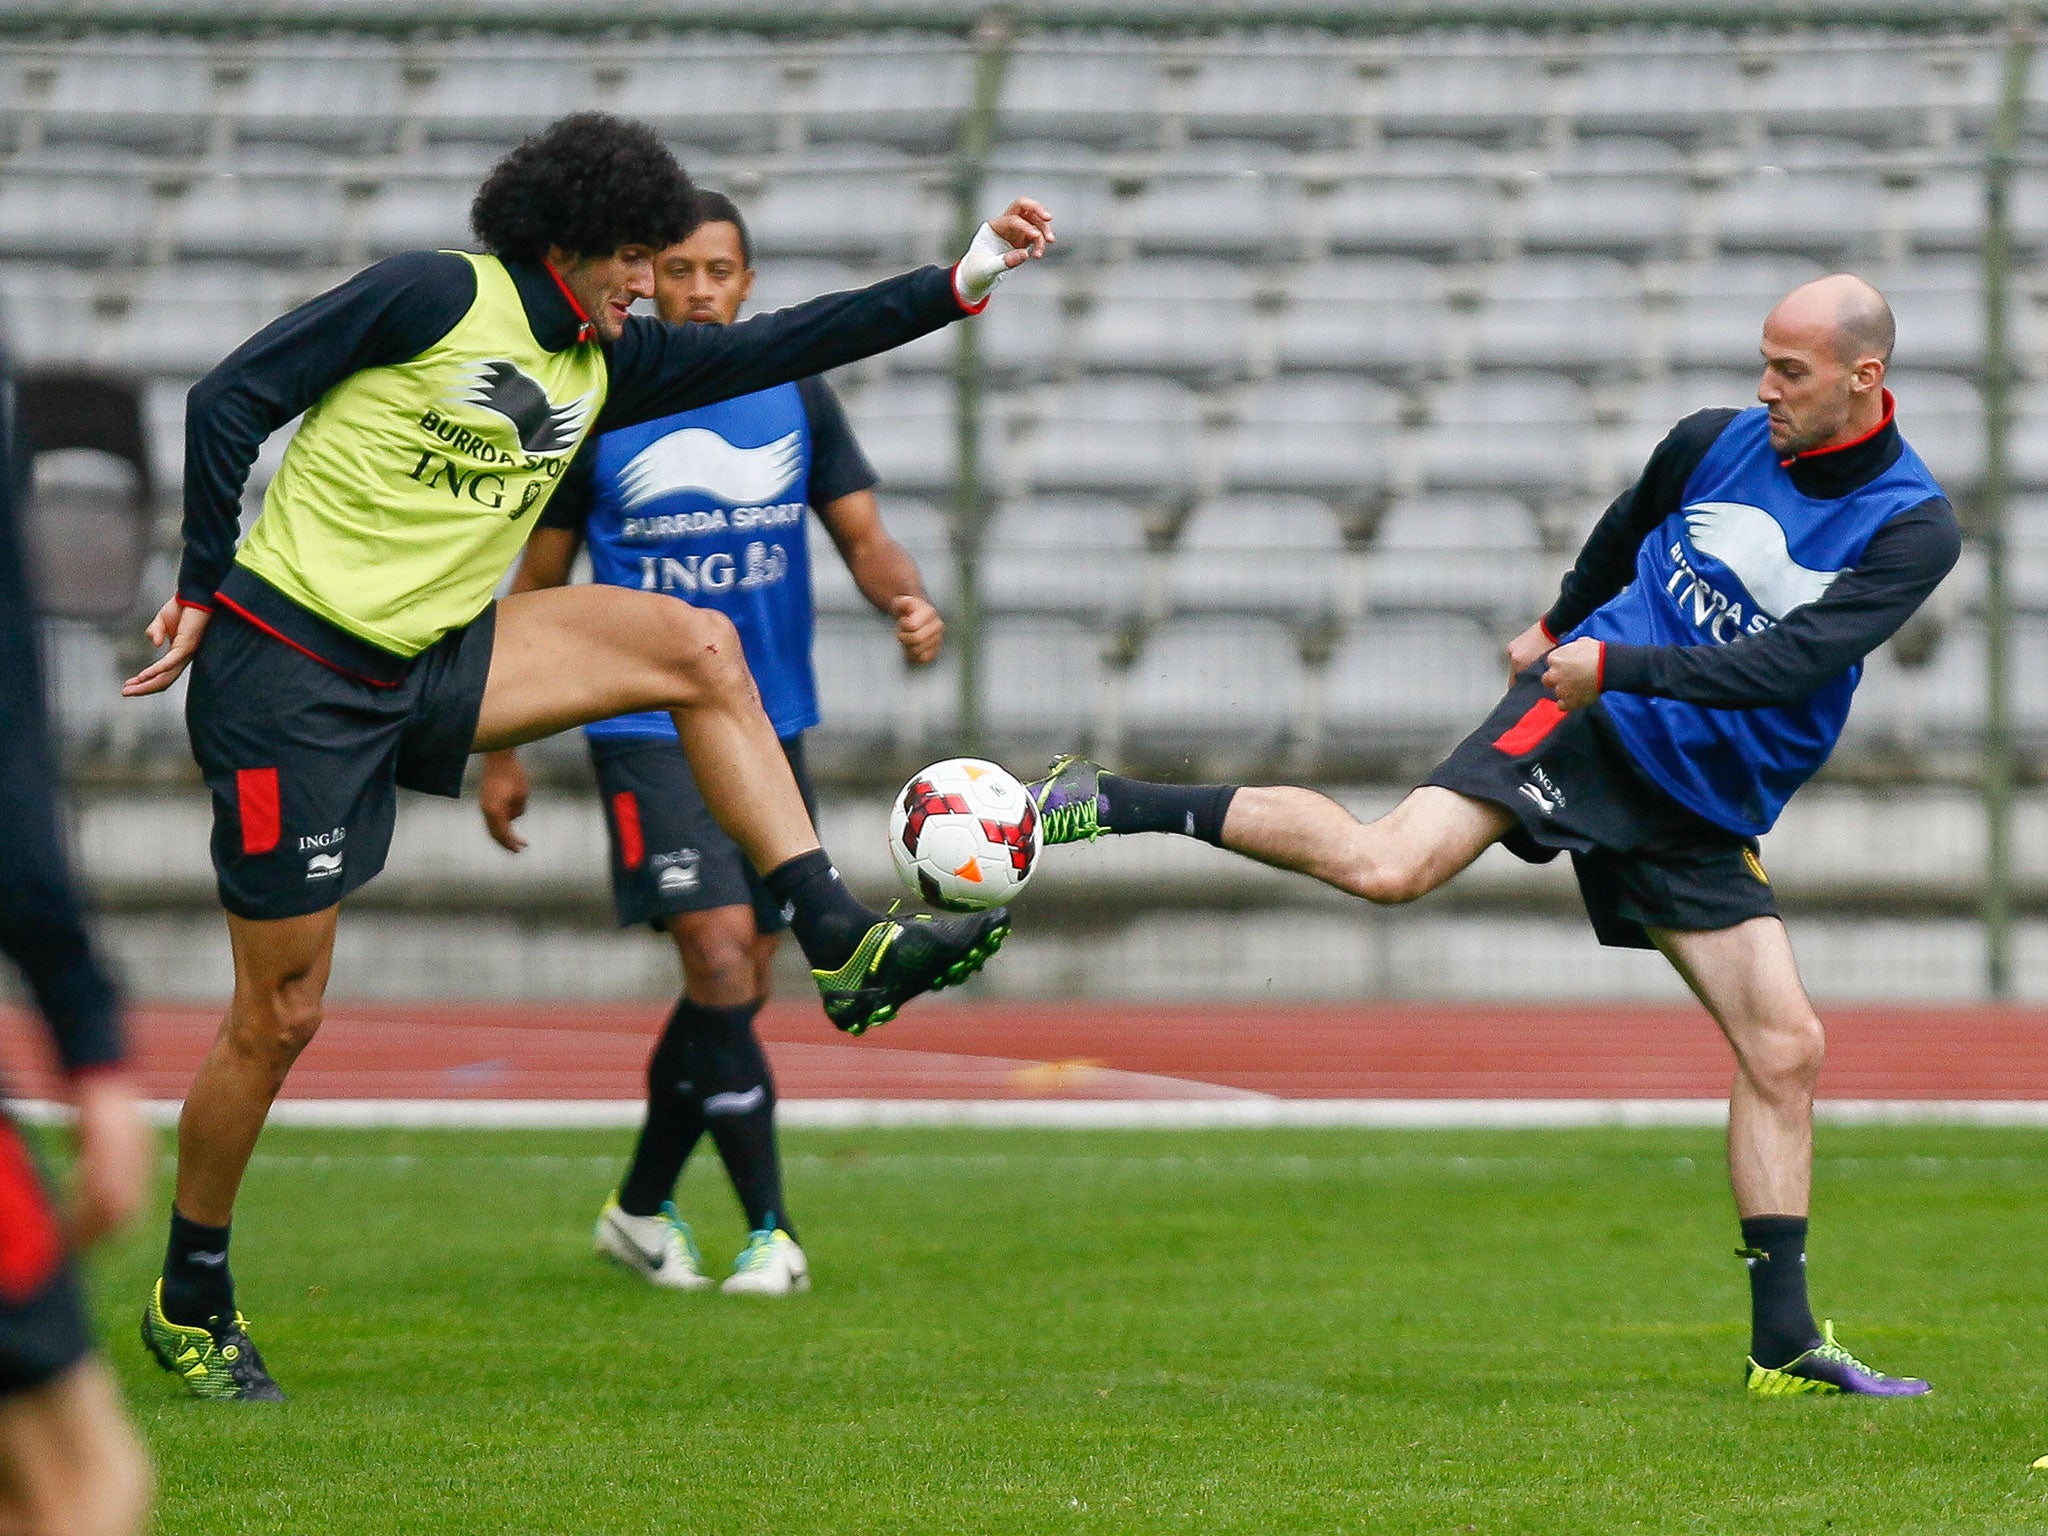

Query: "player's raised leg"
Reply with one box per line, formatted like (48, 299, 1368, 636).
(476, 583, 1007, 1033)
(1653, 919, 1929, 1397)
(1030, 757, 1513, 906)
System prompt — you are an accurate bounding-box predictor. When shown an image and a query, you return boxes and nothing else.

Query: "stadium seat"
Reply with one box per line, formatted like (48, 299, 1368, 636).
(1889, 371, 1984, 490)
(34, 43, 214, 154)
(116, 265, 270, 377)
(1025, 376, 1202, 499)
(1470, 256, 1644, 379)
(1667, 255, 1828, 371)
(353, 167, 482, 259)
(603, 42, 784, 151)
(1125, 141, 1302, 258)
(1613, 372, 1763, 470)
(1321, 139, 1493, 258)
(1121, 616, 1303, 755)
(1369, 493, 1541, 622)
(1181, 47, 1349, 147)
(1755, 45, 1949, 149)
(0, 167, 156, 263)
(1417, 373, 1590, 495)
(980, 495, 1146, 620)
(1166, 494, 1346, 620)
(981, 615, 1110, 743)
(1516, 137, 1690, 259)
(1713, 141, 1891, 261)
(1223, 375, 1399, 501)
(1905, 165, 1987, 257)
(811, 611, 957, 748)
(0, 264, 95, 367)
(837, 377, 959, 498)
(1273, 258, 1448, 380)
(805, 41, 974, 152)
(1380, 45, 1551, 145)
(1570, 37, 1744, 146)
(1076, 258, 1253, 383)
(1320, 614, 1505, 744)
(171, 170, 345, 263)
(411, 47, 597, 145)
(744, 260, 866, 317)
(1886, 257, 1986, 375)
(998, 44, 1163, 149)
(745, 145, 929, 265)
(231, 46, 406, 152)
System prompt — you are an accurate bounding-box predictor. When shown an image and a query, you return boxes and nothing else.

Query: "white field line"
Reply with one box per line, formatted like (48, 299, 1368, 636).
(13, 1098, 2048, 1129)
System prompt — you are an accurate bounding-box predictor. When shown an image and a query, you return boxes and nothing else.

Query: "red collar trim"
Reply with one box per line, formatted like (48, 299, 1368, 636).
(1779, 389, 1894, 467)
(542, 261, 596, 344)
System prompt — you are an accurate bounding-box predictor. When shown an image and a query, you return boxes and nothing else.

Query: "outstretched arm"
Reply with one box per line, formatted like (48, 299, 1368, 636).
(600, 200, 1053, 432)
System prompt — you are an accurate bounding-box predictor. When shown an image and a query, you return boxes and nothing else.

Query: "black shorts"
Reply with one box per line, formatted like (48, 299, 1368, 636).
(0, 1117, 91, 1397)
(1426, 670, 1779, 949)
(590, 733, 816, 933)
(186, 604, 496, 921)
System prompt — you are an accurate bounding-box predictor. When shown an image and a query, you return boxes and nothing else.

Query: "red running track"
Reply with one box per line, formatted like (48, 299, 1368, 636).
(5, 1000, 2048, 1102)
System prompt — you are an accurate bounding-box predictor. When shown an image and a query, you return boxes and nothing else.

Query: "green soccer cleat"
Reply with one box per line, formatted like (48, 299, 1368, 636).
(142, 1280, 285, 1402)
(1745, 1320, 1931, 1398)
(814, 909, 1010, 1035)
(1026, 755, 1105, 846)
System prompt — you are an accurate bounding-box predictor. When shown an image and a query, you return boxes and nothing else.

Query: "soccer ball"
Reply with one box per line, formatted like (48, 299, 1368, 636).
(887, 758, 1040, 912)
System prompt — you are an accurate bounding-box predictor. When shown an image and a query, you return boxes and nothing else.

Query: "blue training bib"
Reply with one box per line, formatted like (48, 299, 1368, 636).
(581, 383, 820, 741)
(1574, 407, 1945, 836)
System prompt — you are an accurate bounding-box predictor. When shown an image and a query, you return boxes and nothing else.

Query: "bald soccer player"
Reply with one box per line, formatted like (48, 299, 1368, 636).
(1028, 275, 1951, 1397)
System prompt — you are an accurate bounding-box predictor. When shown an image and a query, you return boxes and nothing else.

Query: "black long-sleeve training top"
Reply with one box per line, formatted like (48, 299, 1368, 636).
(1542, 403, 1962, 710)
(177, 251, 967, 611)
(0, 353, 124, 1077)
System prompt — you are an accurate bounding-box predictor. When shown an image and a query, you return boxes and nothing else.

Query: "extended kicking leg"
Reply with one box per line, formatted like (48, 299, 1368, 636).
(476, 586, 1006, 1033)
(1031, 758, 1513, 905)
(1655, 919, 1928, 1397)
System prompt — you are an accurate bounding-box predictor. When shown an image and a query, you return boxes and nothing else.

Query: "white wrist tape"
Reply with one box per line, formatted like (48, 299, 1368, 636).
(953, 222, 1014, 306)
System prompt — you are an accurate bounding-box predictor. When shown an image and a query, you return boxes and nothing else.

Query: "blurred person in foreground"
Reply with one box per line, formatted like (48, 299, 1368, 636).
(482, 193, 946, 1297)
(1029, 275, 1950, 1397)
(0, 352, 153, 1533)
(119, 111, 1050, 1400)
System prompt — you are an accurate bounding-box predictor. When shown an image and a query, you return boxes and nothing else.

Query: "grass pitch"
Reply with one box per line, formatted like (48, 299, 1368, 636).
(75, 1124, 2048, 1534)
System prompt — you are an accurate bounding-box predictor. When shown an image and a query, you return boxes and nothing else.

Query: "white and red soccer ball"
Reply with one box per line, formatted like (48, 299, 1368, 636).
(888, 758, 1040, 911)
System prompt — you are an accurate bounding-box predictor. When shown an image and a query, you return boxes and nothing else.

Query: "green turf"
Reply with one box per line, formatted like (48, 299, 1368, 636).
(71, 1125, 2048, 1534)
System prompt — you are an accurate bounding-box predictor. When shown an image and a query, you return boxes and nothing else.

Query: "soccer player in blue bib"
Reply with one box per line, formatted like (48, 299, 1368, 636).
(481, 194, 944, 1296)
(1031, 275, 1950, 1396)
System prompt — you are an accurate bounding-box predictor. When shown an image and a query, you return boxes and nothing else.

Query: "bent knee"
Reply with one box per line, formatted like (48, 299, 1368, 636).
(1745, 1011, 1826, 1094)
(659, 606, 748, 695)
(226, 988, 323, 1065)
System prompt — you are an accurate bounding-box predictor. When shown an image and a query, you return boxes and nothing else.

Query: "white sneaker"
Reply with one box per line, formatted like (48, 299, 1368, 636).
(721, 1230, 810, 1296)
(594, 1197, 713, 1291)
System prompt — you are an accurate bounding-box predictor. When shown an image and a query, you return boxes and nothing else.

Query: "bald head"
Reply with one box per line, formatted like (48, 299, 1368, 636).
(1771, 273, 1895, 367)
(1756, 274, 1894, 455)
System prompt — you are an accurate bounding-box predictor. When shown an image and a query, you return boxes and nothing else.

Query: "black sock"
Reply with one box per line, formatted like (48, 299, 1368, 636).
(618, 998, 712, 1217)
(696, 1004, 794, 1241)
(161, 1207, 234, 1327)
(1740, 1214, 1821, 1368)
(762, 849, 875, 972)
(1098, 775, 1238, 845)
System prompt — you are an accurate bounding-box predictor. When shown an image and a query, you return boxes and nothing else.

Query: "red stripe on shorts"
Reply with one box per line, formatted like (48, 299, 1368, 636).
(612, 791, 645, 869)
(236, 767, 281, 855)
(0, 1120, 63, 1303)
(1492, 698, 1567, 757)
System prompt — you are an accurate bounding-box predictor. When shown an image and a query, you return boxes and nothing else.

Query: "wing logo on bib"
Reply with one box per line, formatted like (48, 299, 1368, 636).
(450, 360, 594, 455)
(1682, 501, 1843, 620)
(617, 429, 804, 512)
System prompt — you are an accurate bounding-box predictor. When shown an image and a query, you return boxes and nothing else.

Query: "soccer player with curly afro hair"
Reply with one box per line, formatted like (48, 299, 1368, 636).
(127, 110, 1053, 1401)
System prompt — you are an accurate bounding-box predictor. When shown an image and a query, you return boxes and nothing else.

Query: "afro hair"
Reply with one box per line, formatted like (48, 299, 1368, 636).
(471, 112, 695, 263)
